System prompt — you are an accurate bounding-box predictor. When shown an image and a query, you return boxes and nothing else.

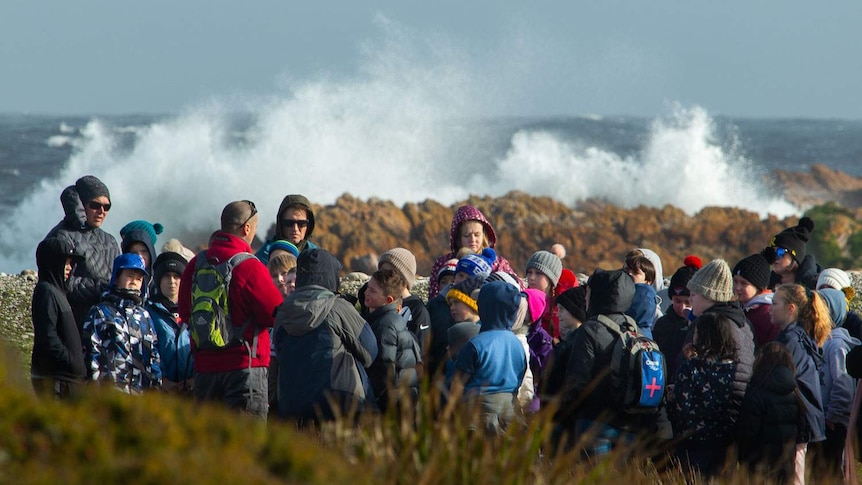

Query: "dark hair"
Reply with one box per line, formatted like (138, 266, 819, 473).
(371, 269, 407, 299)
(693, 313, 738, 361)
(625, 253, 656, 285)
(751, 342, 795, 388)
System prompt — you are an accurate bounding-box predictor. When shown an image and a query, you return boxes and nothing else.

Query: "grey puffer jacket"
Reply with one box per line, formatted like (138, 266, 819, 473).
(56, 224, 120, 330)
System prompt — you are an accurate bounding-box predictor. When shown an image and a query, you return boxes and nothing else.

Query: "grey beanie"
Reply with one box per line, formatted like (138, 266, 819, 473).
(526, 250, 563, 287)
(379, 247, 417, 289)
(687, 259, 734, 303)
(75, 175, 111, 204)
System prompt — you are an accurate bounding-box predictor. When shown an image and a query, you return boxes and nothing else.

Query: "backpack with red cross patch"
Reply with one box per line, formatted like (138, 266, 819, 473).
(596, 314, 666, 414)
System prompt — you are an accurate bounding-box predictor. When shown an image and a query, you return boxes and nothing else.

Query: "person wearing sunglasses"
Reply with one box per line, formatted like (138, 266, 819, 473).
(54, 175, 121, 333)
(255, 194, 319, 265)
(762, 216, 822, 291)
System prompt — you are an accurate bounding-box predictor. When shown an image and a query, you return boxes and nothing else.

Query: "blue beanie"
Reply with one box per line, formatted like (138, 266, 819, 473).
(120, 220, 164, 247)
(270, 240, 300, 257)
(455, 248, 496, 279)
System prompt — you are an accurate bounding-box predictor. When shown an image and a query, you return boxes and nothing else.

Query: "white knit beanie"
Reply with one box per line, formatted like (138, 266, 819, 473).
(686, 259, 734, 303)
(817, 268, 851, 291)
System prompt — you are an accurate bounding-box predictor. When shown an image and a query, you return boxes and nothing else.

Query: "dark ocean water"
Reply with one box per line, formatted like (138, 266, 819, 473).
(1, 107, 861, 272)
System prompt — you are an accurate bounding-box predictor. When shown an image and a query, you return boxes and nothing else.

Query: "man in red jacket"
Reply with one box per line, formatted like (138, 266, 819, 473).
(178, 200, 283, 421)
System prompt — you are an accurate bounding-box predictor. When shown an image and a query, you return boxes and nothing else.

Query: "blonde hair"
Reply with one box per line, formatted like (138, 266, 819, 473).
(775, 284, 832, 348)
(267, 253, 297, 279)
(459, 220, 490, 250)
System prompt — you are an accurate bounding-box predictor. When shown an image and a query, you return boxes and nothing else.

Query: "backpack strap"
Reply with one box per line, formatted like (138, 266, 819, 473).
(596, 314, 638, 335)
(223, 252, 258, 353)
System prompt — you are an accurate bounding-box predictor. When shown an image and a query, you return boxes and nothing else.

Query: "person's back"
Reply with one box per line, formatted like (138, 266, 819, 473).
(274, 249, 378, 422)
(30, 237, 86, 398)
(56, 176, 120, 331)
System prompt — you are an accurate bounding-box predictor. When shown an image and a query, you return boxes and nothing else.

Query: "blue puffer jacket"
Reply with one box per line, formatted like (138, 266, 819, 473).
(147, 296, 193, 384)
(775, 322, 826, 443)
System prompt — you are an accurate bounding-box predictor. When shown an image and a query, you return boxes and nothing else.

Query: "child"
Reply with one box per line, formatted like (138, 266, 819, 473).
(441, 277, 485, 382)
(378, 248, 431, 351)
(30, 237, 85, 399)
(733, 253, 777, 346)
(555, 286, 587, 336)
(364, 269, 421, 411)
(268, 252, 298, 298)
(763, 217, 821, 290)
(817, 268, 862, 341)
(625, 249, 664, 319)
(428, 205, 519, 298)
(435, 258, 458, 290)
(816, 288, 860, 477)
(454, 248, 496, 284)
(83, 253, 161, 393)
(626, 283, 658, 339)
(147, 251, 193, 393)
(668, 312, 739, 477)
(771, 283, 829, 484)
(525, 250, 563, 339)
(653, 259, 699, 382)
(736, 342, 800, 484)
(452, 281, 527, 436)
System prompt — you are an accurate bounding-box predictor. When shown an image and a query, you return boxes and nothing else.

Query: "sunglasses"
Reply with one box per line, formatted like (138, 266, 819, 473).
(239, 200, 257, 227)
(87, 201, 111, 212)
(281, 219, 309, 228)
(774, 246, 795, 259)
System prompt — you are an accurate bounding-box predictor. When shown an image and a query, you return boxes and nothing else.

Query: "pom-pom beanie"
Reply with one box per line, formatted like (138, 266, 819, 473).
(817, 268, 852, 291)
(769, 216, 815, 263)
(455, 248, 496, 279)
(120, 220, 164, 247)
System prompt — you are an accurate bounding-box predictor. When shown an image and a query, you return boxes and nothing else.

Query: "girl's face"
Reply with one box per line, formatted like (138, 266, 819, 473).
(772, 251, 795, 275)
(159, 272, 181, 303)
(449, 299, 478, 323)
(459, 221, 485, 253)
(690, 292, 712, 318)
(770, 291, 796, 327)
(733, 275, 759, 304)
(671, 295, 691, 319)
(526, 268, 552, 293)
(127, 242, 151, 270)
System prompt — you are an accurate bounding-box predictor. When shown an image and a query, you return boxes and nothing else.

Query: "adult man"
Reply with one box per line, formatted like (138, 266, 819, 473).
(55, 175, 120, 331)
(256, 194, 318, 264)
(178, 200, 283, 420)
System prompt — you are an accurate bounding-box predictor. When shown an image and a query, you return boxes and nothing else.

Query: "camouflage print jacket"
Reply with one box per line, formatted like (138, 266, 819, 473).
(84, 292, 161, 393)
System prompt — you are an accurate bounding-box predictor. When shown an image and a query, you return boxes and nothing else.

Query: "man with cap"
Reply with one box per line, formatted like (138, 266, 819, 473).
(256, 194, 319, 264)
(178, 200, 284, 420)
(685, 259, 756, 408)
(147, 251, 193, 393)
(732, 253, 777, 347)
(763, 216, 821, 290)
(55, 175, 121, 333)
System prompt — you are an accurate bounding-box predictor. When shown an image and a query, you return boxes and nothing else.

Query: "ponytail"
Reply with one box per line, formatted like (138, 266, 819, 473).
(776, 284, 832, 347)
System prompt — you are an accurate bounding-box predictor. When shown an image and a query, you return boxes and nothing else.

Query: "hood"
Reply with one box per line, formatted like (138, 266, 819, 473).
(829, 327, 861, 347)
(477, 281, 521, 332)
(295, 248, 341, 292)
(448, 205, 497, 252)
(818, 288, 848, 328)
(121, 227, 157, 274)
(36, 237, 83, 291)
(275, 286, 338, 335)
(638, 248, 664, 292)
(626, 283, 657, 329)
(745, 291, 773, 309)
(765, 365, 798, 396)
(523, 288, 546, 324)
(60, 185, 86, 228)
(205, 232, 254, 264)
(797, 254, 820, 283)
(587, 269, 635, 317)
(275, 194, 315, 247)
(702, 301, 748, 329)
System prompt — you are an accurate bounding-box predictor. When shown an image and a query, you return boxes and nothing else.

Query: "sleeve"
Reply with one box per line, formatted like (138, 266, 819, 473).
(32, 290, 71, 370)
(735, 389, 766, 446)
(84, 305, 117, 382)
(66, 275, 104, 306)
(243, 261, 283, 328)
(564, 326, 597, 397)
(331, 302, 378, 368)
(378, 323, 399, 365)
(454, 341, 479, 378)
(145, 312, 162, 387)
(826, 342, 855, 423)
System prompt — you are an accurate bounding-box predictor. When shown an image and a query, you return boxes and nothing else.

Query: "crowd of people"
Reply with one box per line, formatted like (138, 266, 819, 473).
(29, 174, 862, 484)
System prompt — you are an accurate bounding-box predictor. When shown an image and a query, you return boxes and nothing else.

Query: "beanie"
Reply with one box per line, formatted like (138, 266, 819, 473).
(153, 251, 187, 286)
(817, 268, 852, 291)
(455, 248, 496, 279)
(486, 271, 520, 289)
(769, 216, 815, 263)
(437, 258, 459, 280)
(379, 248, 417, 289)
(522, 288, 547, 323)
(120, 220, 164, 247)
(446, 276, 485, 313)
(447, 322, 480, 357)
(526, 250, 563, 287)
(556, 268, 579, 294)
(732, 253, 772, 291)
(687, 259, 734, 303)
(270, 240, 300, 258)
(75, 175, 111, 204)
(161, 238, 195, 262)
(555, 286, 587, 323)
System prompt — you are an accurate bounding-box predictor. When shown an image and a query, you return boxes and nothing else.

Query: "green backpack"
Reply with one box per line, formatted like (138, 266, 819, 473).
(189, 251, 256, 351)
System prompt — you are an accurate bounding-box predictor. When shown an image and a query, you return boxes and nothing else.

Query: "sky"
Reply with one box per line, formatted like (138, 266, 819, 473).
(1, 1, 861, 119)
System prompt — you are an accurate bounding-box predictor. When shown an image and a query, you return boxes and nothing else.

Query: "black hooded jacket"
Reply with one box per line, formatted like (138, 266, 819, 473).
(563, 269, 636, 426)
(45, 185, 86, 239)
(31, 238, 86, 382)
(768, 254, 821, 290)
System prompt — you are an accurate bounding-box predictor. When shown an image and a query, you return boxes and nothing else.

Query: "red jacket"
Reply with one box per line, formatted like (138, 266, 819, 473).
(178, 232, 283, 372)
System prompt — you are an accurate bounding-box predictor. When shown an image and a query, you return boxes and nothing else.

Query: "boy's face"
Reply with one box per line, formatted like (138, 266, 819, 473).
(671, 294, 691, 318)
(64, 257, 73, 280)
(625, 265, 646, 284)
(284, 272, 297, 297)
(459, 221, 484, 253)
(557, 304, 581, 336)
(733, 275, 759, 304)
(526, 268, 551, 292)
(116, 269, 145, 291)
(127, 242, 151, 269)
(160, 272, 181, 303)
(438, 274, 455, 288)
(449, 299, 478, 323)
(364, 278, 391, 312)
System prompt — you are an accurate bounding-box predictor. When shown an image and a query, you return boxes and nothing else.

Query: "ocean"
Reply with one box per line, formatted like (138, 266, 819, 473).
(1, 106, 861, 273)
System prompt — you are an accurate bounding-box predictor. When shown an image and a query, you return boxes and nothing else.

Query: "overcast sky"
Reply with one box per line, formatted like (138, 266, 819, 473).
(2, 1, 860, 118)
